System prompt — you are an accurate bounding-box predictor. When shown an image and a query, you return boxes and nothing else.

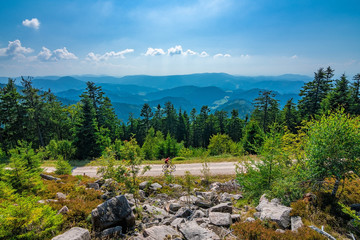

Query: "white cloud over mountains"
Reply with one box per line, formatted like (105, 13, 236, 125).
(22, 18, 40, 30)
(38, 47, 78, 61)
(86, 49, 134, 61)
(0, 40, 33, 59)
(213, 53, 231, 58)
(144, 45, 214, 57)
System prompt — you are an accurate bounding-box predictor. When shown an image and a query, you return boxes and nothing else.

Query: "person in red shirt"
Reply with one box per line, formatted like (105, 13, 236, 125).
(165, 157, 170, 165)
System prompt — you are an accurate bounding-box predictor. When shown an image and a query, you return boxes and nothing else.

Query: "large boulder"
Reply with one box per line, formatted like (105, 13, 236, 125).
(143, 226, 180, 240)
(209, 203, 232, 214)
(91, 195, 135, 232)
(209, 212, 232, 226)
(291, 216, 303, 231)
(255, 195, 291, 229)
(52, 227, 90, 240)
(179, 221, 220, 240)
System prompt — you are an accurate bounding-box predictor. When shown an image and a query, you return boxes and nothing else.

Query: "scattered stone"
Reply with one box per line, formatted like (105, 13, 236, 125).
(139, 190, 146, 201)
(231, 214, 241, 223)
(180, 195, 199, 204)
(86, 182, 99, 190)
(149, 183, 162, 191)
(219, 192, 242, 202)
(143, 204, 168, 219)
(291, 216, 303, 231)
(57, 206, 69, 215)
(94, 178, 105, 187)
(255, 195, 291, 229)
(165, 202, 182, 213)
(56, 192, 66, 200)
(194, 200, 213, 208)
(139, 181, 149, 190)
(175, 207, 193, 218)
(171, 218, 186, 227)
(276, 229, 286, 233)
(169, 183, 182, 189)
(41, 173, 60, 181)
(98, 226, 124, 239)
(179, 221, 220, 240)
(91, 195, 135, 232)
(52, 227, 90, 240)
(209, 212, 232, 226)
(38, 200, 46, 204)
(245, 217, 255, 222)
(155, 193, 168, 199)
(143, 225, 180, 240)
(209, 203, 232, 214)
(190, 210, 206, 220)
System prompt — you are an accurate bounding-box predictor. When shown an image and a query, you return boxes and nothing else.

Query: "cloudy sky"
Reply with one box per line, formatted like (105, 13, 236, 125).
(0, 0, 359, 77)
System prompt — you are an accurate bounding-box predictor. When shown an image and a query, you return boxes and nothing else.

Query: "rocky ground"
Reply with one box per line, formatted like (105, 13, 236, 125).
(47, 174, 310, 240)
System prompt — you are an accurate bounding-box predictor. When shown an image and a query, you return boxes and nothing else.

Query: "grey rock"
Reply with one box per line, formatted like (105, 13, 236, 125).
(245, 217, 255, 222)
(253, 212, 261, 219)
(56, 192, 66, 200)
(91, 195, 135, 231)
(57, 206, 69, 215)
(180, 195, 199, 203)
(171, 217, 186, 227)
(143, 204, 168, 218)
(276, 229, 286, 233)
(256, 195, 291, 229)
(52, 227, 90, 240)
(231, 214, 241, 223)
(165, 202, 182, 213)
(139, 181, 149, 190)
(175, 207, 193, 218)
(143, 226, 180, 240)
(94, 178, 105, 187)
(150, 183, 162, 191)
(87, 182, 99, 190)
(139, 190, 146, 201)
(209, 212, 232, 226)
(209, 203, 232, 214)
(219, 192, 243, 202)
(190, 210, 206, 220)
(179, 221, 220, 240)
(98, 226, 124, 239)
(291, 216, 303, 231)
(41, 173, 60, 181)
(194, 200, 213, 208)
(169, 183, 183, 189)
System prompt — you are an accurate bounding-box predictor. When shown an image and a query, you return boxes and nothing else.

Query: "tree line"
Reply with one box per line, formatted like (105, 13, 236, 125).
(0, 67, 359, 160)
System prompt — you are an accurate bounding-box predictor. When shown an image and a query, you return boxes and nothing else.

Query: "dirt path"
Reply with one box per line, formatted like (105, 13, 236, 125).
(43, 162, 239, 177)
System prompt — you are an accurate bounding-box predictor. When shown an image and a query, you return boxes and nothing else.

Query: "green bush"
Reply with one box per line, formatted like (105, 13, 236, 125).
(172, 156, 186, 161)
(55, 157, 72, 175)
(0, 195, 63, 240)
(208, 133, 234, 155)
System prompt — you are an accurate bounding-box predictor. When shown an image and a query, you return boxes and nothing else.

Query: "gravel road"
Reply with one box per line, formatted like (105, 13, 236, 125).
(43, 162, 239, 177)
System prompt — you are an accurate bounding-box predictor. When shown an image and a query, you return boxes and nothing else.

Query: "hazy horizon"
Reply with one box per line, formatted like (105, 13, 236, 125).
(0, 0, 359, 77)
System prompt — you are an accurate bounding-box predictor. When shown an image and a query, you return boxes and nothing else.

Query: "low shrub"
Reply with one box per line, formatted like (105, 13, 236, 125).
(231, 219, 327, 240)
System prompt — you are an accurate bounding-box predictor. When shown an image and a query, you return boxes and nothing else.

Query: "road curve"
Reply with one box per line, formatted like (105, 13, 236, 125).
(43, 162, 239, 178)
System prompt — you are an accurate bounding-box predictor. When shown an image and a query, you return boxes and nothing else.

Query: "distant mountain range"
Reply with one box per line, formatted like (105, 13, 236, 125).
(0, 73, 309, 121)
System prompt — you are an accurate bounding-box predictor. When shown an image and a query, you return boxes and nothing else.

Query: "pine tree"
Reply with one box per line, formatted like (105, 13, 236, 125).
(322, 73, 351, 113)
(74, 95, 101, 159)
(226, 109, 243, 142)
(0, 79, 25, 151)
(350, 73, 360, 115)
(281, 98, 299, 133)
(298, 67, 333, 119)
(252, 90, 279, 133)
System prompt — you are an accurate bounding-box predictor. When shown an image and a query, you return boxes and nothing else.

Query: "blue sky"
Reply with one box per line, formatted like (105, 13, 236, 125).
(0, 0, 359, 77)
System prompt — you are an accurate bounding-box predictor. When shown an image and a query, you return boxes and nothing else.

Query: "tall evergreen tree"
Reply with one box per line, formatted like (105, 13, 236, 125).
(226, 109, 244, 142)
(350, 73, 360, 115)
(252, 90, 279, 133)
(322, 73, 351, 113)
(74, 95, 101, 159)
(298, 67, 333, 119)
(0, 79, 25, 151)
(163, 102, 177, 137)
(281, 98, 299, 133)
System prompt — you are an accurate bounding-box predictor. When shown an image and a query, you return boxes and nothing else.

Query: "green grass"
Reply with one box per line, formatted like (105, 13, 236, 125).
(40, 154, 259, 168)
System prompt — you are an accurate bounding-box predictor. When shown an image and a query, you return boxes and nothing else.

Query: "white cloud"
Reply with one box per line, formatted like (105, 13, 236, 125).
(144, 47, 166, 56)
(214, 53, 231, 58)
(168, 45, 183, 56)
(291, 55, 298, 59)
(184, 49, 197, 56)
(0, 39, 33, 58)
(37, 47, 78, 61)
(22, 18, 40, 30)
(200, 51, 209, 57)
(86, 49, 134, 61)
